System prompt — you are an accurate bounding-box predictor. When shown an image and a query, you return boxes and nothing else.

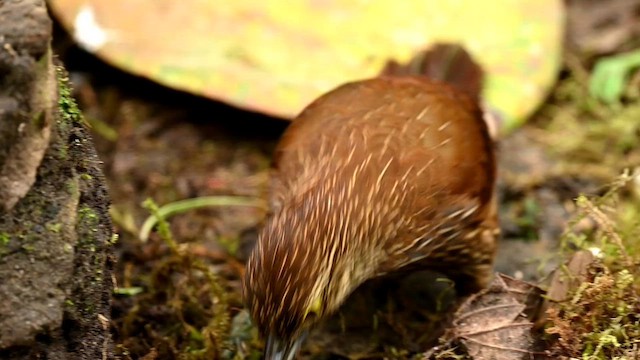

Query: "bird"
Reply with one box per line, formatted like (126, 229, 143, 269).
(243, 51, 498, 360)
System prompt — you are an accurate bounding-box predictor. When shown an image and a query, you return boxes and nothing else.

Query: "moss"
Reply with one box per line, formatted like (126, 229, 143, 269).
(57, 144, 68, 161)
(512, 194, 542, 241)
(115, 199, 232, 359)
(217, 236, 240, 256)
(545, 174, 640, 359)
(46, 222, 62, 233)
(0, 232, 10, 246)
(78, 206, 99, 225)
(63, 243, 73, 253)
(535, 63, 640, 180)
(77, 206, 103, 269)
(21, 244, 35, 252)
(54, 66, 88, 162)
(56, 66, 83, 126)
(547, 266, 640, 358)
(108, 233, 119, 245)
(529, 59, 640, 359)
(65, 178, 78, 195)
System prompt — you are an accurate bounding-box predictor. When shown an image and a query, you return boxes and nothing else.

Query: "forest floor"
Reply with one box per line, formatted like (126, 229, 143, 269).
(52, 1, 640, 358)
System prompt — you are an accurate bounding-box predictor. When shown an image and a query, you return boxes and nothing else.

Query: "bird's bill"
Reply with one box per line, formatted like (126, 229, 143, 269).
(265, 333, 306, 360)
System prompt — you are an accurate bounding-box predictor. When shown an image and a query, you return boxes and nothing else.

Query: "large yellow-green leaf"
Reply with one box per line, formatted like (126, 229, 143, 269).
(49, 0, 564, 130)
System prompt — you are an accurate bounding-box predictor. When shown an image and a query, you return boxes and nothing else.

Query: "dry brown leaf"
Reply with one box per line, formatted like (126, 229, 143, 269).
(535, 250, 597, 331)
(545, 250, 595, 303)
(498, 274, 545, 323)
(448, 275, 540, 360)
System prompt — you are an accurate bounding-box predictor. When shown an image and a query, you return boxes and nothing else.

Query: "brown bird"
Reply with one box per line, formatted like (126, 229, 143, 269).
(244, 72, 498, 359)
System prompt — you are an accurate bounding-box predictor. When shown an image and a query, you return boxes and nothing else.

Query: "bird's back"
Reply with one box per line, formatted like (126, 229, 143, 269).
(268, 76, 498, 292)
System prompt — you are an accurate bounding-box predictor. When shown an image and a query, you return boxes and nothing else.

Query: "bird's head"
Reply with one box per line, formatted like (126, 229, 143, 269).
(243, 196, 374, 360)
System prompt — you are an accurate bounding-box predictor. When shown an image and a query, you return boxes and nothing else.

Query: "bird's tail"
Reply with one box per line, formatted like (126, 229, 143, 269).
(381, 43, 484, 104)
(382, 43, 501, 139)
